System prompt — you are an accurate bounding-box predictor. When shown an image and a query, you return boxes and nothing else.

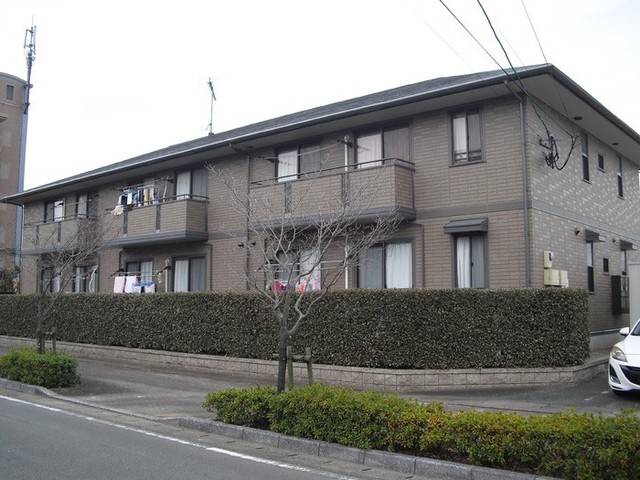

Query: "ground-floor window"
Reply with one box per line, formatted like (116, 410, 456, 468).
(455, 234, 486, 288)
(358, 241, 412, 289)
(40, 267, 60, 293)
(73, 265, 97, 293)
(174, 256, 206, 292)
(586, 241, 595, 292)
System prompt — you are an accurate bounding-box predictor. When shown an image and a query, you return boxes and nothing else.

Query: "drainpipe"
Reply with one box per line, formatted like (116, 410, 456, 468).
(344, 136, 349, 289)
(520, 97, 531, 287)
(245, 153, 251, 291)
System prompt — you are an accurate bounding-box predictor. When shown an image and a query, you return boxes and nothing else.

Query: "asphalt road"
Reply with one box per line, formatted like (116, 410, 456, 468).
(0, 393, 430, 480)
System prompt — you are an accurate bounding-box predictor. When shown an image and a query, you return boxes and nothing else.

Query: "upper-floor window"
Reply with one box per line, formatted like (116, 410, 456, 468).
(581, 131, 590, 182)
(276, 144, 322, 182)
(358, 241, 412, 289)
(356, 126, 409, 169)
(176, 167, 207, 200)
(44, 199, 65, 222)
(597, 153, 605, 171)
(617, 155, 624, 198)
(452, 109, 481, 164)
(621, 249, 628, 276)
(5, 84, 14, 101)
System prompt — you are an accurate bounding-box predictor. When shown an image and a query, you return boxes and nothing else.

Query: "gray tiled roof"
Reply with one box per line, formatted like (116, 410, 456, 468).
(41, 65, 548, 184)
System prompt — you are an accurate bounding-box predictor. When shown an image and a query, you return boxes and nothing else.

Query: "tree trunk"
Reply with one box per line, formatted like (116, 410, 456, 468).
(276, 317, 288, 393)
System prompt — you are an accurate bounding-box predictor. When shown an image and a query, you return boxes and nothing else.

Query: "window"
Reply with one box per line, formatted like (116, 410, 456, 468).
(621, 249, 628, 276)
(455, 234, 486, 288)
(581, 131, 590, 182)
(176, 167, 207, 200)
(356, 126, 409, 169)
(275, 248, 322, 289)
(41, 267, 60, 293)
(617, 155, 624, 198)
(73, 265, 97, 293)
(125, 260, 154, 283)
(174, 256, 206, 292)
(5, 84, 14, 101)
(603, 257, 610, 275)
(358, 242, 412, 289)
(276, 144, 322, 181)
(76, 192, 96, 218)
(452, 109, 481, 163)
(586, 241, 595, 292)
(598, 153, 605, 171)
(45, 199, 65, 222)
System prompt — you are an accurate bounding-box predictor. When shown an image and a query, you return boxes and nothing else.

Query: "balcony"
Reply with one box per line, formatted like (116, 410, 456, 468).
(249, 158, 416, 227)
(22, 216, 101, 254)
(110, 196, 209, 247)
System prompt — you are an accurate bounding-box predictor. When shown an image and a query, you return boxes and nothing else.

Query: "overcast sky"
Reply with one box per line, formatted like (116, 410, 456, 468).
(1, 0, 639, 189)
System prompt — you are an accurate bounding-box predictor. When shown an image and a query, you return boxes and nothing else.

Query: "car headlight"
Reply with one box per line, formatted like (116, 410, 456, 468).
(611, 346, 628, 362)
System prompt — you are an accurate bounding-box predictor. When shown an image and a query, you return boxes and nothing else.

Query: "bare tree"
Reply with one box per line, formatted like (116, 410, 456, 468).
(21, 198, 118, 353)
(210, 155, 401, 392)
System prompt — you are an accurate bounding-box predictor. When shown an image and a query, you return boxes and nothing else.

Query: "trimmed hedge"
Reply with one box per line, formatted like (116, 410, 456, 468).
(202, 384, 640, 480)
(0, 288, 590, 369)
(0, 347, 80, 388)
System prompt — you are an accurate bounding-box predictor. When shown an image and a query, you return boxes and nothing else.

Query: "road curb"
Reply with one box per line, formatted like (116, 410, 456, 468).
(177, 415, 559, 480)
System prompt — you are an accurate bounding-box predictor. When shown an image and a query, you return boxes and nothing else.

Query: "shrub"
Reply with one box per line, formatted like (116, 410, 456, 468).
(268, 383, 443, 451)
(204, 385, 640, 479)
(202, 385, 276, 428)
(0, 348, 80, 388)
(0, 287, 590, 369)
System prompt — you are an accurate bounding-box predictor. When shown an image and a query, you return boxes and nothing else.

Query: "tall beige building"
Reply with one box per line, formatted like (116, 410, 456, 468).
(0, 72, 26, 271)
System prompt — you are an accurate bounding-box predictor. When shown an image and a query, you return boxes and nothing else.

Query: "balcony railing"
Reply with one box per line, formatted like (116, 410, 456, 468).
(111, 195, 209, 247)
(22, 215, 100, 254)
(249, 158, 416, 226)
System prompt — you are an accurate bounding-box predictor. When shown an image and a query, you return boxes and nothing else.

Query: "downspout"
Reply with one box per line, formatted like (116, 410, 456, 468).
(245, 153, 251, 291)
(519, 97, 531, 287)
(343, 136, 349, 289)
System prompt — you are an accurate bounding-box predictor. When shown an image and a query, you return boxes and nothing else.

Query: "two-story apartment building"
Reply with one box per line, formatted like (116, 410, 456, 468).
(3, 64, 640, 348)
(0, 72, 27, 272)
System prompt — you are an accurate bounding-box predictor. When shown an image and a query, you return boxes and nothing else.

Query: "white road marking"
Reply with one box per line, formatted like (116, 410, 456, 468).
(0, 395, 358, 480)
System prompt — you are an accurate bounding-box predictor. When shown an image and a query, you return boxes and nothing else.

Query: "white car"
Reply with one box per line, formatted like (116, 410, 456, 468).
(609, 318, 640, 394)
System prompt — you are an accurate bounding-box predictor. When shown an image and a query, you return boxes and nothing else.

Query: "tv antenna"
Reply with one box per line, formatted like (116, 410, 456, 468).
(23, 21, 36, 115)
(207, 77, 216, 135)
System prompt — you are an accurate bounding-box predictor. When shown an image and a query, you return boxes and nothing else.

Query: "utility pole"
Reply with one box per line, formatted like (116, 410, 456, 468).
(15, 22, 36, 271)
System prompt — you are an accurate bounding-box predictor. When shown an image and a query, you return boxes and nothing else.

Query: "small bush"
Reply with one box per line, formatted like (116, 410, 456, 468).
(269, 383, 443, 451)
(202, 385, 276, 428)
(0, 348, 80, 388)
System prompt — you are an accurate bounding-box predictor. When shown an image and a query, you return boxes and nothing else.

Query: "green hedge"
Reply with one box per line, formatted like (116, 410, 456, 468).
(0, 288, 590, 369)
(202, 384, 640, 480)
(0, 348, 80, 388)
